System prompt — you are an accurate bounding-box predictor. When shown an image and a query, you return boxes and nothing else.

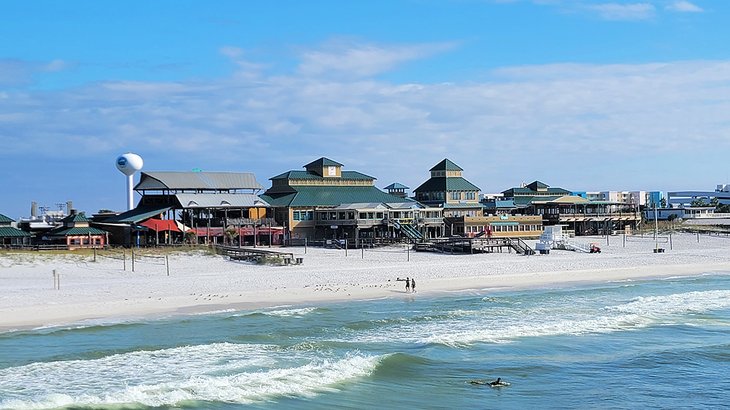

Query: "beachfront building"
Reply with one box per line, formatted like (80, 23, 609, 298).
(103, 171, 276, 246)
(0, 213, 31, 247)
(414, 159, 483, 218)
(668, 185, 730, 207)
(45, 210, 107, 250)
(260, 158, 418, 242)
(445, 214, 544, 239)
(502, 181, 641, 235)
(311, 201, 445, 243)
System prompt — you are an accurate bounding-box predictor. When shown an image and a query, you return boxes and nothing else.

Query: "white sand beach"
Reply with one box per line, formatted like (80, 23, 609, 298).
(2, 233, 729, 331)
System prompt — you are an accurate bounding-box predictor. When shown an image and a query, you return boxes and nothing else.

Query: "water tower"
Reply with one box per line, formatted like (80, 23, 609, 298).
(116, 152, 144, 211)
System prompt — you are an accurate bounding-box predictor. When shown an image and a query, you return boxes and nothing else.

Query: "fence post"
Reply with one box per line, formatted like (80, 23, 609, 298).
(132, 247, 135, 272)
(166, 255, 170, 276)
(93, 247, 97, 262)
(52, 269, 56, 290)
(123, 249, 126, 271)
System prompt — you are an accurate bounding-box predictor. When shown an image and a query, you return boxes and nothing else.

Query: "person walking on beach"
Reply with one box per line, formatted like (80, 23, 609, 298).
(405, 277, 411, 292)
(411, 278, 416, 293)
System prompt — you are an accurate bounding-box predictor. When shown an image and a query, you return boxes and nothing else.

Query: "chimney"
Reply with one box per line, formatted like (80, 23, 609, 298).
(66, 201, 73, 214)
(31, 201, 38, 217)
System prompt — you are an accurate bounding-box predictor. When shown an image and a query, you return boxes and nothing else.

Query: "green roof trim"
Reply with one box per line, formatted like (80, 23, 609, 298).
(0, 227, 31, 237)
(429, 159, 463, 172)
(49, 227, 107, 236)
(270, 170, 374, 181)
(0, 214, 14, 223)
(261, 186, 410, 208)
(414, 177, 480, 193)
(105, 206, 172, 223)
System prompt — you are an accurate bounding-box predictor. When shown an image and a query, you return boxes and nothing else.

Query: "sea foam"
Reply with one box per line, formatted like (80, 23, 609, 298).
(0, 343, 382, 409)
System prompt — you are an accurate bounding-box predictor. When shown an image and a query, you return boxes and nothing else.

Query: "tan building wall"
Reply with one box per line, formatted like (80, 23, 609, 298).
(450, 215, 543, 238)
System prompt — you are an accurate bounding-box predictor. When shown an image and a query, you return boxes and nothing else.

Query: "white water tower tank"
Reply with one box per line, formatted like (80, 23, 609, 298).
(116, 153, 144, 211)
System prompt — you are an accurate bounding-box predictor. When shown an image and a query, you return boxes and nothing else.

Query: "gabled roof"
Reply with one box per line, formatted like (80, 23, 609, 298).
(135, 172, 263, 191)
(260, 186, 410, 208)
(0, 214, 14, 224)
(414, 177, 480, 193)
(304, 157, 343, 168)
(105, 205, 172, 223)
(0, 227, 31, 237)
(270, 170, 374, 181)
(429, 159, 463, 172)
(59, 213, 89, 224)
(526, 181, 549, 190)
(384, 182, 409, 190)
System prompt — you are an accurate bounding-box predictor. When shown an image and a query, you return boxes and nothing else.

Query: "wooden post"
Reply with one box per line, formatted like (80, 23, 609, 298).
(93, 247, 97, 262)
(670, 233, 673, 250)
(53, 269, 56, 290)
(166, 255, 170, 276)
(305, 237, 307, 254)
(362, 246, 364, 259)
(131, 247, 135, 272)
(123, 249, 126, 271)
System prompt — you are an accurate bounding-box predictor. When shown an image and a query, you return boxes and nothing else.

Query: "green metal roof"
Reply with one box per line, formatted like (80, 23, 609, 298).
(304, 157, 343, 168)
(105, 206, 172, 223)
(384, 182, 409, 190)
(60, 213, 90, 223)
(414, 177, 480, 193)
(270, 170, 374, 181)
(0, 227, 31, 237)
(0, 214, 14, 224)
(429, 159, 463, 172)
(260, 186, 410, 208)
(50, 227, 107, 236)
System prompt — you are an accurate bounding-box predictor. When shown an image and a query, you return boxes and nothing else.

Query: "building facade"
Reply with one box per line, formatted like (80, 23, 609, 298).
(414, 159, 483, 218)
(260, 158, 414, 241)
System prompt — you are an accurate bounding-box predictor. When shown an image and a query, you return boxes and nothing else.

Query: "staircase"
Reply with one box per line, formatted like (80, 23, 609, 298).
(388, 218, 424, 240)
(506, 238, 536, 255)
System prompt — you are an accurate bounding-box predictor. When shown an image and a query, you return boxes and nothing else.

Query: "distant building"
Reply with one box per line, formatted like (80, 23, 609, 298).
(104, 171, 273, 246)
(260, 157, 412, 241)
(668, 185, 730, 207)
(46, 210, 107, 250)
(0, 213, 31, 247)
(414, 159, 483, 217)
(501, 181, 641, 235)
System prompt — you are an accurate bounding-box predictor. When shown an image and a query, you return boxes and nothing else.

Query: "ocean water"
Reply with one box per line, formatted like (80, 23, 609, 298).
(1, 273, 730, 409)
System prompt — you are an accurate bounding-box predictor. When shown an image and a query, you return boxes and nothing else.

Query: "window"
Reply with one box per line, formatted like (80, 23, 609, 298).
(359, 212, 367, 219)
(376, 212, 384, 219)
(466, 192, 476, 200)
(451, 192, 460, 200)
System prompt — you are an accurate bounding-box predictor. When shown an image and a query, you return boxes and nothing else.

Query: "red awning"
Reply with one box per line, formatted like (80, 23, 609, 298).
(140, 219, 181, 232)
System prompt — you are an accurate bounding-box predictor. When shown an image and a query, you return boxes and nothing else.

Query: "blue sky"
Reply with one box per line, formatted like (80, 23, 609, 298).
(2, 0, 729, 218)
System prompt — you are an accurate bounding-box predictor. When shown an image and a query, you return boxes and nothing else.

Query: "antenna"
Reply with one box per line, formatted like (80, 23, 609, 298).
(116, 152, 144, 211)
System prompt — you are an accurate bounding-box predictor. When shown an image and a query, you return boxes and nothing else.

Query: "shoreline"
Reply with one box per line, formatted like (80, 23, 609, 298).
(2, 233, 730, 332)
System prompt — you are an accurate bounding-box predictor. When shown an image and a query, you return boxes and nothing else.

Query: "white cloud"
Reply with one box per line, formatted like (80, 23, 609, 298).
(585, 3, 656, 20)
(666, 0, 703, 13)
(2, 42, 730, 215)
(296, 40, 457, 78)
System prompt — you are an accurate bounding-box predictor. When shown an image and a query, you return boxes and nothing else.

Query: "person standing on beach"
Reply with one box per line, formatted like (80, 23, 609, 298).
(406, 277, 411, 292)
(411, 278, 416, 293)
